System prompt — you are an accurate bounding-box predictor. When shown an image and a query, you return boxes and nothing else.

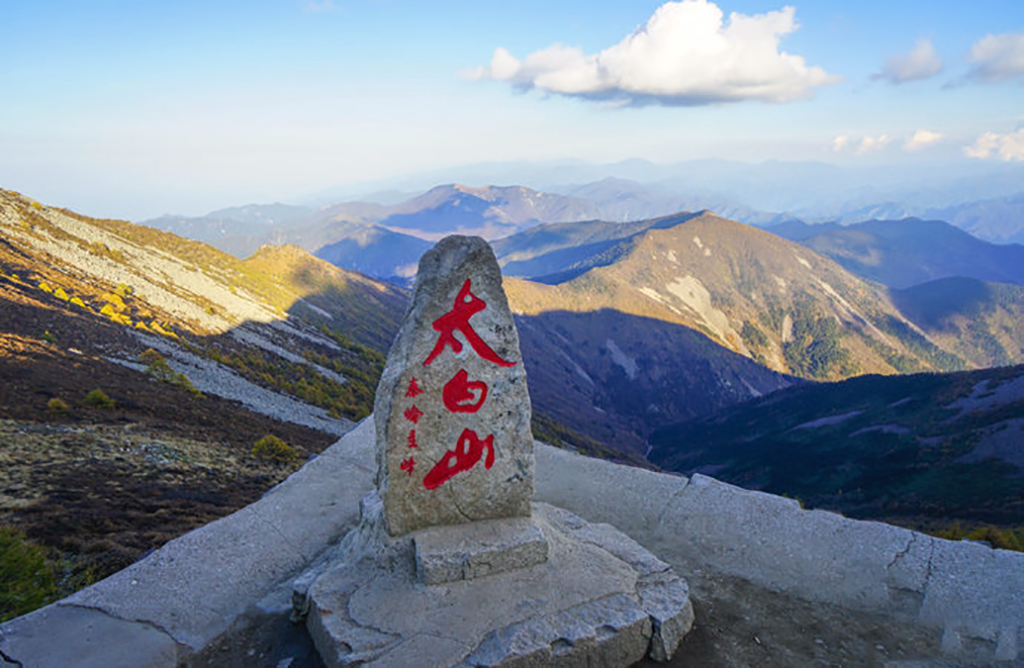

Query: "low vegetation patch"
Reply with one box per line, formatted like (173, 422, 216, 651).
(783, 312, 854, 379)
(0, 526, 56, 622)
(139, 348, 202, 397)
(251, 434, 299, 464)
(83, 388, 115, 409)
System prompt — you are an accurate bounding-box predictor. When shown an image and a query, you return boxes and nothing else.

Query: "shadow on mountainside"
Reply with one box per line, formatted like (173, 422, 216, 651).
(515, 308, 797, 457)
(890, 276, 996, 332)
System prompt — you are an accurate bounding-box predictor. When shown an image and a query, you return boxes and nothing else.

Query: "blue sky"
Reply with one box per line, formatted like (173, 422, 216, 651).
(2, 0, 1023, 219)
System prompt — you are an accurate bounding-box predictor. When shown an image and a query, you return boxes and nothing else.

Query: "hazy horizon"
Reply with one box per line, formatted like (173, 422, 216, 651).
(4, 0, 1024, 220)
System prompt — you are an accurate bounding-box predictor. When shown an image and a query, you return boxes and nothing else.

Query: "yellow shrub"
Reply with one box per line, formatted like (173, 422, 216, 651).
(251, 435, 299, 464)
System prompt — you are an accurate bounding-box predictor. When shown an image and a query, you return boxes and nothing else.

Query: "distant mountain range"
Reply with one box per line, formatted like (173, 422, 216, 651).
(74, 183, 1024, 459)
(141, 173, 1024, 292)
(770, 218, 1024, 289)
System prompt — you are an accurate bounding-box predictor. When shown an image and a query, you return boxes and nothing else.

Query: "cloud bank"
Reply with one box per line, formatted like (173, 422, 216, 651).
(904, 129, 943, 151)
(467, 0, 838, 106)
(967, 32, 1024, 82)
(874, 39, 943, 83)
(965, 129, 1024, 161)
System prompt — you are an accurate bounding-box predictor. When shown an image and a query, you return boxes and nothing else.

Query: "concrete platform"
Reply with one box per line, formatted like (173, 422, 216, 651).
(297, 496, 693, 667)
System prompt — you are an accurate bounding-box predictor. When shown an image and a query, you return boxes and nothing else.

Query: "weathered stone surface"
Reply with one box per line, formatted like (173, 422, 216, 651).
(375, 235, 533, 536)
(461, 593, 652, 667)
(301, 502, 690, 667)
(415, 516, 549, 585)
(639, 572, 695, 662)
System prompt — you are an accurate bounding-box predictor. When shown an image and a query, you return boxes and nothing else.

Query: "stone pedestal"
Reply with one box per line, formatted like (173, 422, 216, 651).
(295, 494, 693, 667)
(415, 516, 549, 586)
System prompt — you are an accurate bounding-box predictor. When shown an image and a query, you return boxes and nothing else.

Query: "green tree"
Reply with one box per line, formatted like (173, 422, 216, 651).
(1, 527, 56, 622)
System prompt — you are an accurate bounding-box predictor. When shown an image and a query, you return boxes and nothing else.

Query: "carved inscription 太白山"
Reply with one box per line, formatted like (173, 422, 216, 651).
(374, 235, 534, 536)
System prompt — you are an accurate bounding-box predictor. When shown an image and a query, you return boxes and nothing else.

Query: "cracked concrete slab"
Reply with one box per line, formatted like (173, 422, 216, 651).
(920, 538, 1024, 660)
(0, 605, 182, 668)
(534, 441, 688, 542)
(651, 474, 927, 610)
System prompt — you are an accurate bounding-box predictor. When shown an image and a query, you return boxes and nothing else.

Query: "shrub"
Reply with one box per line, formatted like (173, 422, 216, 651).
(40, 330, 57, 345)
(84, 388, 115, 409)
(0, 527, 56, 622)
(251, 435, 299, 464)
(139, 349, 202, 397)
(47, 398, 69, 413)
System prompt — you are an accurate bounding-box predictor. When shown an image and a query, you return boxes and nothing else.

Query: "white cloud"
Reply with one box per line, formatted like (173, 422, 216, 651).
(967, 32, 1024, 82)
(468, 0, 839, 106)
(831, 135, 849, 152)
(903, 129, 943, 151)
(964, 129, 1024, 161)
(855, 135, 890, 155)
(874, 38, 943, 83)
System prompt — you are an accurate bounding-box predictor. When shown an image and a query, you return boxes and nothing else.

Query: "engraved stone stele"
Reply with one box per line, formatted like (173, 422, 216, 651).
(374, 235, 533, 536)
(295, 235, 693, 666)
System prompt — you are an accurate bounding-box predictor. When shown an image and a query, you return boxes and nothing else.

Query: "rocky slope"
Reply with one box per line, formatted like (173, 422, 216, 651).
(506, 213, 965, 381)
(0, 187, 409, 597)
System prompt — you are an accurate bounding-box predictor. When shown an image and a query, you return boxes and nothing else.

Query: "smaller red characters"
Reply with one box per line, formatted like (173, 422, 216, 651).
(400, 457, 416, 476)
(407, 430, 418, 449)
(404, 406, 423, 424)
(442, 369, 488, 413)
(405, 377, 424, 398)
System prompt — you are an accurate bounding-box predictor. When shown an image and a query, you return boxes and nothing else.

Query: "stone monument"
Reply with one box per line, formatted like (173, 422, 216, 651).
(373, 235, 533, 536)
(295, 236, 694, 666)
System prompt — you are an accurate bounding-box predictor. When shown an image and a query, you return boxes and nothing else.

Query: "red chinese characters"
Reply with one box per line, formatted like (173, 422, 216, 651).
(404, 276, 514, 491)
(405, 377, 424, 398)
(422, 429, 495, 490)
(403, 406, 423, 424)
(423, 279, 515, 368)
(442, 369, 488, 413)
(400, 379, 423, 473)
